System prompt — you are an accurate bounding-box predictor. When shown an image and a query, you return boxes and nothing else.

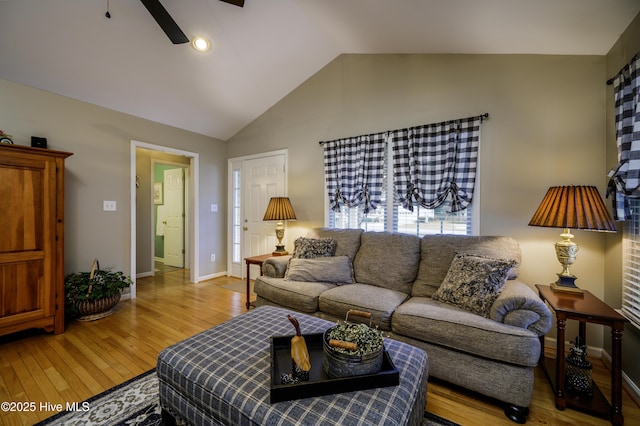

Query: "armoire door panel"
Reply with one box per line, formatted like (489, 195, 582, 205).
(0, 260, 47, 319)
(0, 167, 45, 253)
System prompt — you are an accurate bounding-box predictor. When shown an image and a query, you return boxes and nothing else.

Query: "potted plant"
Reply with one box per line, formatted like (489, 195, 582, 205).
(64, 259, 133, 321)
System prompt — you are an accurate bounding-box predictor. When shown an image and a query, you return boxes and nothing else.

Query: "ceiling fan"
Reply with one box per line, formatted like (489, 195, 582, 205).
(140, 0, 245, 45)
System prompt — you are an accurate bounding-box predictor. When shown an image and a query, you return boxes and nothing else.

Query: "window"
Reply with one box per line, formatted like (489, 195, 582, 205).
(325, 115, 482, 236)
(327, 148, 476, 236)
(329, 192, 474, 236)
(610, 52, 640, 329)
(623, 199, 640, 329)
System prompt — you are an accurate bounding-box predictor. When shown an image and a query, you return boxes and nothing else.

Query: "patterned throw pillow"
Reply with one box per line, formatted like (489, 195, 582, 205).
(432, 253, 517, 317)
(291, 237, 337, 259)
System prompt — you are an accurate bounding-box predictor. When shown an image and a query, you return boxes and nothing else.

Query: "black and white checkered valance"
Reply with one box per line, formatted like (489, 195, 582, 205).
(608, 52, 640, 221)
(391, 116, 482, 213)
(323, 133, 387, 213)
(322, 115, 484, 214)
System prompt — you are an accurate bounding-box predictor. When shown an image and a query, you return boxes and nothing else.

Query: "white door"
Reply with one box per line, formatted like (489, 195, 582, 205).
(243, 155, 286, 277)
(164, 168, 185, 268)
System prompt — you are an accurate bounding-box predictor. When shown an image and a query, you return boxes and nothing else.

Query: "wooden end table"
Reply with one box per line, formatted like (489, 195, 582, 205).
(536, 284, 628, 425)
(243, 254, 272, 309)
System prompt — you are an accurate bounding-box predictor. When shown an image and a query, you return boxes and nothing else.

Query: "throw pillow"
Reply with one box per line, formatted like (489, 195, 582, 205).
(284, 256, 354, 284)
(291, 237, 337, 259)
(432, 253, 517, 317)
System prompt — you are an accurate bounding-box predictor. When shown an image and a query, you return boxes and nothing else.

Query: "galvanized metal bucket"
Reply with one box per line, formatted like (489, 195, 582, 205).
(322, 310, 384, 378)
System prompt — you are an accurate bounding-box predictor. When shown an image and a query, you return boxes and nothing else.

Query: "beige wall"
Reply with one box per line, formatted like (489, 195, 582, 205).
(0, 78, 227, 282)
(228, 54, 609, 345)
(605, 12, 640, 392)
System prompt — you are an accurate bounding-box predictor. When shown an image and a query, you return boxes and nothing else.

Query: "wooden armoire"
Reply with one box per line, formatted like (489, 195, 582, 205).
(0, 144, 72, 336)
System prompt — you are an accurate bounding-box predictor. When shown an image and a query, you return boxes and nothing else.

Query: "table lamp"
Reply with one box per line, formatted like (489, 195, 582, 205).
(528, 185, 616, 294)
(263, 197, 297, 255)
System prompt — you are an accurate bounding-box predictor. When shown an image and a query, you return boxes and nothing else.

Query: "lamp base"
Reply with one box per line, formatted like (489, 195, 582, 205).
(551, 274, 584, 295)
(272, 245, 289, 256)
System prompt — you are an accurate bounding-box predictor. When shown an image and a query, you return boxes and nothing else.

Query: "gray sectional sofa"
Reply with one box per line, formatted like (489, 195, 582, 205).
(254, 228, 552, 424)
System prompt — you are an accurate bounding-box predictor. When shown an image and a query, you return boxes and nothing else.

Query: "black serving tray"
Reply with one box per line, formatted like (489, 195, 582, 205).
(269, 333, 399, 403)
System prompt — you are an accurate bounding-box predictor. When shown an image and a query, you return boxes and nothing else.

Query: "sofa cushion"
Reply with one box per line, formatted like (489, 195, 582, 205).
(253, 276, 336, 313)
(291, 237, 337, 259)
(284, 256, 354, 284)
(413, 235, 522, 297)
(432, 254, 517, 317)
(319, 283, 409, 331)
(392, 297, 541, 367)
(305, 228, 363, 261)
(353, 232, 421, 294)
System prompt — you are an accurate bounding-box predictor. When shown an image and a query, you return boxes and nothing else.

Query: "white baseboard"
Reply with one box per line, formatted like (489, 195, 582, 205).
(600, 348, 640, 407)
(543, 337, 640, 405)
(543, 336, 602, 358)
(136, 270, 227, 282)
(198, 270, 227, 282)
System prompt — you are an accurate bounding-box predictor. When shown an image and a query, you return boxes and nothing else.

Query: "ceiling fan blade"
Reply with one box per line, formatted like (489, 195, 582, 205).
(220, 0, 244, 7)
(140, 0, 189, 44)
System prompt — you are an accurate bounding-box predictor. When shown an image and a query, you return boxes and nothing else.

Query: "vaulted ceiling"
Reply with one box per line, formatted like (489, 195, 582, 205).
(0, 0, 638, 141)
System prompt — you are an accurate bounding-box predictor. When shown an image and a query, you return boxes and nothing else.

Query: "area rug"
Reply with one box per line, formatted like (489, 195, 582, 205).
(221, 279, 254, 295)
(36, 369, 159, 426)
(36, 369, 459, 426)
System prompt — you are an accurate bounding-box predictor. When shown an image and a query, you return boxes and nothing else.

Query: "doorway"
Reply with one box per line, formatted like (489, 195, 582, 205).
(227, 150, 288, 279)
(130, 141, 200, 299)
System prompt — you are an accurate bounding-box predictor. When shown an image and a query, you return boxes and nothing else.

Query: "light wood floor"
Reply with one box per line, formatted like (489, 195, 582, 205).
(1, 270, 638, 426)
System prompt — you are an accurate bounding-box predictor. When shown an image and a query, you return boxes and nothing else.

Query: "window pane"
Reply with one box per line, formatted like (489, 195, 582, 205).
(330, 196, 471, 236)
(232, 169, 242, 263)
(395, 203, 468, 236)
(330, 205, 386, 231)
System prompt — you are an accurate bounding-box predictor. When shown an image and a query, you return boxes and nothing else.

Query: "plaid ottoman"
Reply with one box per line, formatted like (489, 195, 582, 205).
(157, 306, 428, 426)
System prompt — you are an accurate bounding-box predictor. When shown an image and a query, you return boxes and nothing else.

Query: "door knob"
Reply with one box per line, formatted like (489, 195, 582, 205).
(243, 227, 248, 231)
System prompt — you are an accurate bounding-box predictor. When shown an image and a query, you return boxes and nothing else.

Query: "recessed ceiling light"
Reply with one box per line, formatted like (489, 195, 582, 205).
(191, 36, 211, 53)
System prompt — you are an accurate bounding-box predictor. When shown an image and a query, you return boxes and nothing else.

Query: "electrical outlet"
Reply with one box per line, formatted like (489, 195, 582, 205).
(103, 200, 117, 211)
(211, 253, 216, 262)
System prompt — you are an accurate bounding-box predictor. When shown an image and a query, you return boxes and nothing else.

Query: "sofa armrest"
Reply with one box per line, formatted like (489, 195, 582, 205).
(261, 256, 291, 278)
(490, 280, 552, 336)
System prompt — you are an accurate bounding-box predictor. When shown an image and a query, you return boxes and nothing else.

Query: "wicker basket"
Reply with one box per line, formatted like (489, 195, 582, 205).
(74, 293, 121, 321)
(73, 259, 122, 321)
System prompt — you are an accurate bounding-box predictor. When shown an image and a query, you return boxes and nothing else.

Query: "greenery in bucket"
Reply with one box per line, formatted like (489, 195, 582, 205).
(64, 264, 133, 317)
(326, 322, 383, 356)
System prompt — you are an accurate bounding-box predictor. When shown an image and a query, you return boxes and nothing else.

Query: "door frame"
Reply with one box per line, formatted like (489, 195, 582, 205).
(227, 149, 288, 278)
(130, 140, 200, 299)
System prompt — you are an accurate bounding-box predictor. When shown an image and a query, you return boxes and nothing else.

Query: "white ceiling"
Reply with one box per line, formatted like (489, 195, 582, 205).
(0, 0, 638, 141)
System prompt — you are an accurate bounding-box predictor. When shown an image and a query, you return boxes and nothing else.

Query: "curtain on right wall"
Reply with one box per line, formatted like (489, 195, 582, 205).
(608, 52, 640, 221)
